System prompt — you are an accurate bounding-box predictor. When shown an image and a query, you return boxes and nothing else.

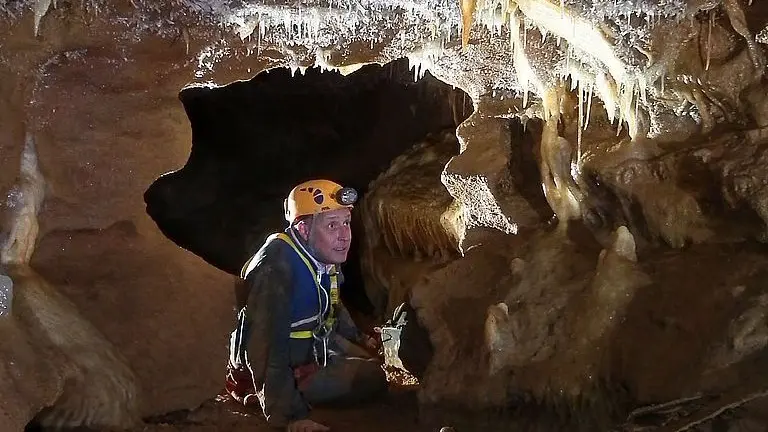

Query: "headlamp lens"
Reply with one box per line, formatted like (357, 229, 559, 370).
(337, 187, 358, 205)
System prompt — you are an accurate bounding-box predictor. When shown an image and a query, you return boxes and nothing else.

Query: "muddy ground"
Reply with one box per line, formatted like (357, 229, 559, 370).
(134, 368, 431, 432)
(139, 390, 424, 432)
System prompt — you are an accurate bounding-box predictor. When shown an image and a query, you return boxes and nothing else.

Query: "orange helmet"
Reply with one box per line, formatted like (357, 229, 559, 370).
(284, 179, 358, 224)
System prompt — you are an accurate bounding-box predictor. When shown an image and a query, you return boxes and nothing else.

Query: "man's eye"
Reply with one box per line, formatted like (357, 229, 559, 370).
(328, 222, 337, 230)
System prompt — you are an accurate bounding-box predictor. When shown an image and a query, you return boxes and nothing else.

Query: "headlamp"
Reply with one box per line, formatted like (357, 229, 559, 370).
(336, 187, 358, 206)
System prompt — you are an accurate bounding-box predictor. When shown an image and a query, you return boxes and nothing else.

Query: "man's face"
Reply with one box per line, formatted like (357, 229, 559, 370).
(298, 208, 352, 264)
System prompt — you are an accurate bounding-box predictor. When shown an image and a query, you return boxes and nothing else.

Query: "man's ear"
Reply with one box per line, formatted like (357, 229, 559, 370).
(295, 220, 310, 241)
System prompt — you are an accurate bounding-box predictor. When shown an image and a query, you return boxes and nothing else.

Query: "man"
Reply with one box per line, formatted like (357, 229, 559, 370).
(226, 179, 387, 432)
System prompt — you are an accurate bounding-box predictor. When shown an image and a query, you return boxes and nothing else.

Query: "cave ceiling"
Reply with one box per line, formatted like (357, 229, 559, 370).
(6, 0, 765, 131)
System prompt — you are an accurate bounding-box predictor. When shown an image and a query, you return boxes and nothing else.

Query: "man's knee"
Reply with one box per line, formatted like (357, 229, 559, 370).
(352, 359, 387, 398)
(302, 358, 387, 406)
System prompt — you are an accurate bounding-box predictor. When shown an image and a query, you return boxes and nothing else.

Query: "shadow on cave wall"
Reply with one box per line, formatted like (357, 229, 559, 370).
(144, 58, 472, 315)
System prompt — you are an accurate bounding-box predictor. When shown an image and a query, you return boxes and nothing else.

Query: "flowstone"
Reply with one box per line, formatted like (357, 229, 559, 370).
(0, 273, 11, 317)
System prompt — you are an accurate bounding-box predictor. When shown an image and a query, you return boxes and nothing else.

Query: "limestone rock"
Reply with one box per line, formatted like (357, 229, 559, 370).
(0, 0, 768, 429)
(30, 221, 235, 418)
(360, 129, 463, 316)
(442, 96, 543, 250)
(412, 240, 521, 407)
(708, 294, 768, 371)
(361, 129, 461, 263)
(1, 264, 139, 430)
(0, 16, 236, 423)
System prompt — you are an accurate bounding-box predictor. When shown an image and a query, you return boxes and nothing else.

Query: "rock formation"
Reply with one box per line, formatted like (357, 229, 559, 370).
(1, 0, 768, 430)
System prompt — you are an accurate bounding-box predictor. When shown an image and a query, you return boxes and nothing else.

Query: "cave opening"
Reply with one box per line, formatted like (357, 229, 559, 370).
(143, 58, 472, 318)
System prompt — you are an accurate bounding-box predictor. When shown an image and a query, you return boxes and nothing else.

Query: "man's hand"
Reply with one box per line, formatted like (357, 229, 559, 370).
(362, 327, 383, 357)
(286, 419, 330, 432)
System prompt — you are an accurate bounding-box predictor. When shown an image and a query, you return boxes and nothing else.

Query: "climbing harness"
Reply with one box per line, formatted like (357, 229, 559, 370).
(273, 231, 339, 367)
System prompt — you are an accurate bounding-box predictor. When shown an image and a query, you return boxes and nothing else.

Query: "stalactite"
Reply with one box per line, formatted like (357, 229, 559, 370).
(33, 0, 53, 37)
(460, 0, 477, 48)
(722, 0, 765, 74)
(705, 9, 713, 71)
(361, 131, 461, 263)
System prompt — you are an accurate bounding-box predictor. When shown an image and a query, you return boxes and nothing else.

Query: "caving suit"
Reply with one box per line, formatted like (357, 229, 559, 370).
(226, 228, 387, 428)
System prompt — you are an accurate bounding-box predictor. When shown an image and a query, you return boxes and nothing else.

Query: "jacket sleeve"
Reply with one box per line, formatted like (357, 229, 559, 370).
(244, 243, 309, 427)
(336, 303, 364, 345)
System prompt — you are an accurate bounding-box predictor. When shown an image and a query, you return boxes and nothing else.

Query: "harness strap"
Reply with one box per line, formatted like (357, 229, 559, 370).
(289, 330, 314, 339)
(268, 233, 339, 340)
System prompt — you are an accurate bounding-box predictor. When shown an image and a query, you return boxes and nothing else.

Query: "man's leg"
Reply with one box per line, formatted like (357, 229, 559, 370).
(300, 356, 387, 406)
(226, 308, 260, 406)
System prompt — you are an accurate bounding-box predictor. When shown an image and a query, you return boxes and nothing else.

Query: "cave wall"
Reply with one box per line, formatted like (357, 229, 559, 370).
(1, 0, 768, 431)
(0, 7, 244, 429)
(25, 51, 239, 419)
(0, 2, 478, 428)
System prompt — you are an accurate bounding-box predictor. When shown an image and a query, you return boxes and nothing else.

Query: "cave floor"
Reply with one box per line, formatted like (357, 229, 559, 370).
(139, 388, 425, 432)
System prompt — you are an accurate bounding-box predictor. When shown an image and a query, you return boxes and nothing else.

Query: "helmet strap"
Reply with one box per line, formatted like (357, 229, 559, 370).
(292, 214, 324, 264)
(305, 213, 323, 262)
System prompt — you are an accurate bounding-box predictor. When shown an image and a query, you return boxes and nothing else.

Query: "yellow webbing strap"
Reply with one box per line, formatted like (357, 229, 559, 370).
(326, 272, 339, 329)
(270, 233, 339, 340)
(289, 330, 314, 339)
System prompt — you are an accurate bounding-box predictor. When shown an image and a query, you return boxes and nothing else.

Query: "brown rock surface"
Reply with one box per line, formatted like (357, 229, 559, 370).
(0, 6, 237, 427)
(1, 1, 768, 431)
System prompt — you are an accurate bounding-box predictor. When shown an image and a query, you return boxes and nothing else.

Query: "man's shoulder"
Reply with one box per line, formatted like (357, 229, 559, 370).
(240, 233, 293, 279)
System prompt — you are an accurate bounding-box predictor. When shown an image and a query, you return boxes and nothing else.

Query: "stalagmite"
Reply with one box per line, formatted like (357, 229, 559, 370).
(0, 130, 139, 428)
(2, 133, 45, 266)
(7, 265, 141, 429)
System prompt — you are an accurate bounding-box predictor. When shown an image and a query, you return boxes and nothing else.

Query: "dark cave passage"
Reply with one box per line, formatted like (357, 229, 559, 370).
(144, 59, 472, 315)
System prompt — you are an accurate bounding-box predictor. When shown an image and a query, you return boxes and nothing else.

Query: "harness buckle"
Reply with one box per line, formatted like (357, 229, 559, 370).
(311, 319, 335, 367)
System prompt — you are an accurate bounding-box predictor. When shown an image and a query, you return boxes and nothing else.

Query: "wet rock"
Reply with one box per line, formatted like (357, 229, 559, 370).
(483, 226, 650, 398)
(718, 136, 768, 242)
(581, 137, 714, 248)
(1, 265, 140, 430)
(708, 294, 768, 371)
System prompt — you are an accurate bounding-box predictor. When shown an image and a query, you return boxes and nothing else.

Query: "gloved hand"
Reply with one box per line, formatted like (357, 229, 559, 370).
(286, 419, 330, 432)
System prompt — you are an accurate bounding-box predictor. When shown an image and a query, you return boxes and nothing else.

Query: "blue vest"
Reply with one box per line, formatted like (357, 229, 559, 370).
(242, 231, 339, 339)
